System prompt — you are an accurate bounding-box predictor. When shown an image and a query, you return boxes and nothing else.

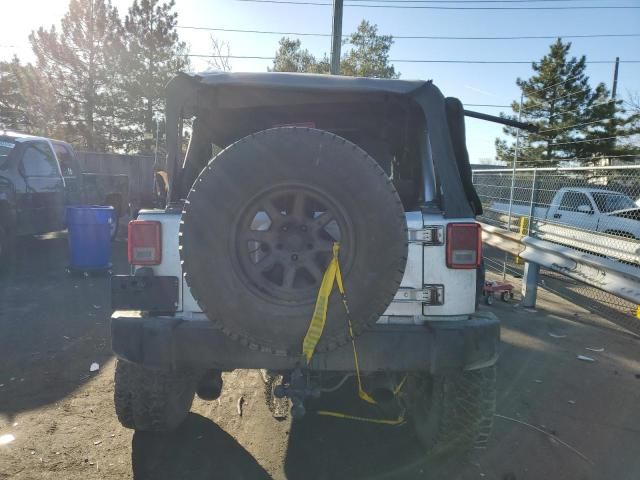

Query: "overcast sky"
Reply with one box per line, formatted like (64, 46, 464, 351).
(1, 0, 639, 163)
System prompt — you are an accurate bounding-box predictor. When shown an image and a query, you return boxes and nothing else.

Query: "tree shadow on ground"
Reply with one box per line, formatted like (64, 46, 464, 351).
(282, 381, 454, 480)
(0, 234, 127, 419)
(132, 413, 271, 480)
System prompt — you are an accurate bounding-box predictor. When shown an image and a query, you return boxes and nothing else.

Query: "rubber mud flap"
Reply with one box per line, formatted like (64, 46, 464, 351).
(180, 127, 408, 355)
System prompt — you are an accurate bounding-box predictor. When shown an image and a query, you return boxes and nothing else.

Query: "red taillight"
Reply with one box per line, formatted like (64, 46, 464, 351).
(446, 223, 481, 269)
(128, 220, 162, 265)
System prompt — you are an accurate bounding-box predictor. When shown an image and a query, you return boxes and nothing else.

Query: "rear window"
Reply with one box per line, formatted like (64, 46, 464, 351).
(0, 139, 16, 167)
(53, 142, 75, 175)
(22, 142, 59, 177)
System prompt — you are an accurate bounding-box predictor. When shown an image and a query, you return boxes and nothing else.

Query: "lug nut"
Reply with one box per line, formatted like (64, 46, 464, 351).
(291, 254, 298, 261)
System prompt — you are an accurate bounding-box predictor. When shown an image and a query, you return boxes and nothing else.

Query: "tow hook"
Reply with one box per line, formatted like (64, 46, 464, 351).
(273, 367, 320, 419)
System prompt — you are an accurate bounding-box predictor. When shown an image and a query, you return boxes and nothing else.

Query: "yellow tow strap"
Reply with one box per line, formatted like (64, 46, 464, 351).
(316, 410, 405, 426)
(302, 242, 406, 425)
(302, 242, 341, 364)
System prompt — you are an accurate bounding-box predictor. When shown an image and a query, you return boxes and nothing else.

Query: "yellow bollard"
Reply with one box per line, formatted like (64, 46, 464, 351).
(515, 217, 528, 264)
(636, 306, 640, 320)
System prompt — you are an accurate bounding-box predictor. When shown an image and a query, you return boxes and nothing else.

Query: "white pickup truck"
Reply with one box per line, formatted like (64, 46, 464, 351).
(491, 187, 640, 239)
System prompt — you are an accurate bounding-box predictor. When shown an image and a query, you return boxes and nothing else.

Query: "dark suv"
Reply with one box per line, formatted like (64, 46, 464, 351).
(0, 131, 140, 258)
(0, 132, 66, 257)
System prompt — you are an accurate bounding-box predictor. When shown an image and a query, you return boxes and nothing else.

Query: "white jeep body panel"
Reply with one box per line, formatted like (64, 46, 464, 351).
(380, 211, 477, 323)
(135, 208, 477, 323)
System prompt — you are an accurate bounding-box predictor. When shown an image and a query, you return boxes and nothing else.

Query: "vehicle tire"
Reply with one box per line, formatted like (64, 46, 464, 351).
(261, 370, 290, 419)
(195, 369, 224, 401)
(501, 291, 512, 303)
(104, 195, 122, 241)
(403, 366, 496, 459)
(114, 360, 197, 432)
(485, 294, 494, 305)
(180, 127, 408, 355)
(109, 210, 119, 241)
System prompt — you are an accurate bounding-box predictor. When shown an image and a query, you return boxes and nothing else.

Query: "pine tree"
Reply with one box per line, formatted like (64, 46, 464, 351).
(269, 38, 325, 73)
(496, 39, 634, 167)
(29, 0, 124, 151)
(0, 57, 64, 137)
(341, 21, 398, 79)
(120, 0, 189, 153)
(270, 20, 397, 79)
(0, 58, 29, 131)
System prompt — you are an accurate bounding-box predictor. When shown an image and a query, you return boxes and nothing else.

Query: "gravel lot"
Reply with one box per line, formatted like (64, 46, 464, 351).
(1, 234, 640, 479)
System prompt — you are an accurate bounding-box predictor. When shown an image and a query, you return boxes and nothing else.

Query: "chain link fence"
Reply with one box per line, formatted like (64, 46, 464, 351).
(473, 165, 640, 332)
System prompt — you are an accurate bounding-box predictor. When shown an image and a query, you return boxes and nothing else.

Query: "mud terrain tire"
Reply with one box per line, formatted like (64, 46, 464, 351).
(114, 360, 197, 432)
(404, 366, 496, 458)
(180, 127, 407, 355)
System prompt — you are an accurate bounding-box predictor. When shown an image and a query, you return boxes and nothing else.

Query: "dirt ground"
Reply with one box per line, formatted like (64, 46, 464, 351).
(2, 234, 640, 479)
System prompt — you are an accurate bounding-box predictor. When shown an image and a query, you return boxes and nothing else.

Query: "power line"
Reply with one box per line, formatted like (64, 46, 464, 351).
(544, 133, 636, 147)
(187, 54, 275, 60)
(176, 25, 640, 41)
(186, 54, 640, 65)
(178, 26, 332, 37)
(504, 154, 639, 164)
(539, 88, 587, 103)
(547, 99, 617, 118)
(236, 0, 640, 10)
(345, 0, 607, 2)
(466, 103, 511, 108)
(392, 33, 640, 40)
(519, 88, 590, 110)
(538, 118, 612, 133)
(534, 73, 585, 94)
(519, 95, 617, 114)
(390, 59, 639, 64)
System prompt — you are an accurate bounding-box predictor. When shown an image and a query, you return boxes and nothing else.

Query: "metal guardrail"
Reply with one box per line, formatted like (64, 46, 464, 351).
(481, 224, 523, 256)
(475, 165, 640, 327)
(533, 222, 640, 266)
(481, 223, 640, 306)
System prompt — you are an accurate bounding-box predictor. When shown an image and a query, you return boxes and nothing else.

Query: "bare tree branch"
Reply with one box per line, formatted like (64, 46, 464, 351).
(207, 36, 232, 72)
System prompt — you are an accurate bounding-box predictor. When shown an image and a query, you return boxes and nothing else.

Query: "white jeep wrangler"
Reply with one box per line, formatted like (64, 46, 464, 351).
(111, 72, 502, 459)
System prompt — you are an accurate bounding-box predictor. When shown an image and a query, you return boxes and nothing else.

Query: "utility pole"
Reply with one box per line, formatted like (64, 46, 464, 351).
(330, 0, 343, 75)
(154, 116, 160, 169)
(503, 93, 524, 280)
(506, 93, 524, 233)
(608, 57, 620, 168)
(612, 56, 620, 99)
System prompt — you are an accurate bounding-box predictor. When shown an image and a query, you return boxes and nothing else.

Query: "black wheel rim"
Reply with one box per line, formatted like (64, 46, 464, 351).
(234, 184, 354, 304)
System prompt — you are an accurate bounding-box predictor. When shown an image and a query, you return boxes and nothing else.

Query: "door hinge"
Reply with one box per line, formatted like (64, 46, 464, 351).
(408, 226, 444, 245)
(394, 285, 444, 305)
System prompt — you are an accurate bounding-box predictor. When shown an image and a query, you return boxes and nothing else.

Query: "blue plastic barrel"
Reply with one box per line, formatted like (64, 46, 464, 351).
(66, 206, 114, 270)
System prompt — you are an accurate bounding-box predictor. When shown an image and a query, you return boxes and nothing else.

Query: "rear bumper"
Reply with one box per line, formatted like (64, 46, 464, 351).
(111, 311, 500, 373)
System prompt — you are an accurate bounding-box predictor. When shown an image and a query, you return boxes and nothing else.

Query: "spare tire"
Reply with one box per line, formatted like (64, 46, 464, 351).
(181, 127, 407, 355)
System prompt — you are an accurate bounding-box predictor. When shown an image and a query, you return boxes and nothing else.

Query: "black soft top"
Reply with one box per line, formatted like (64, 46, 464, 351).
(165, 71, 479, 218)
(170, 70, 426, 94)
